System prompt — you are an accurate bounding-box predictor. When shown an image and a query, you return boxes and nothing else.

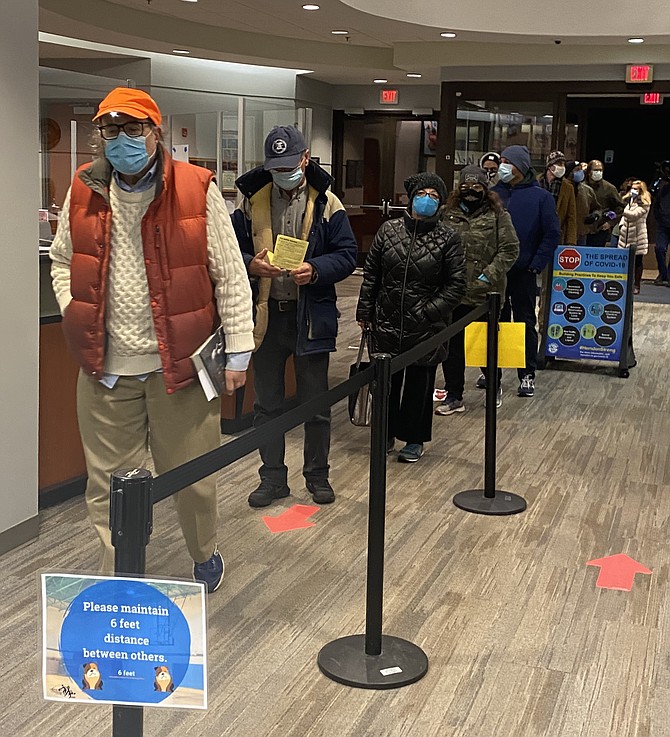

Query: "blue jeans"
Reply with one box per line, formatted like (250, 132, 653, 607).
(654, 225, 670, 281)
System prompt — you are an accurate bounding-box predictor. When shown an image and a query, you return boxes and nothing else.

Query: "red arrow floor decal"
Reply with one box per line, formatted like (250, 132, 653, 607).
(263, 504, 320, 533)
(586, 553, 652, 591)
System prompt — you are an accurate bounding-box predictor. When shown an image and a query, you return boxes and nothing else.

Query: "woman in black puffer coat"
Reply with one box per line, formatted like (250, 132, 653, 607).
(356, 173, 466, 463)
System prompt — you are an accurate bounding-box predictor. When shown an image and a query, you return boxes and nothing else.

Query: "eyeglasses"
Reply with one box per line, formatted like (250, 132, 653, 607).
(415, 190, 441, 201)
(97, 121, 153, 140)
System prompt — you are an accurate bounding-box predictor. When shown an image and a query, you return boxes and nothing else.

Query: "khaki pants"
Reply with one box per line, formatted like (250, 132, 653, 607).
(76, 371, 221, 573)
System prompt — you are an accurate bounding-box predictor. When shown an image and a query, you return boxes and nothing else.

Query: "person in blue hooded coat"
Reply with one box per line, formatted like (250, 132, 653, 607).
(492, 145, 560, 398)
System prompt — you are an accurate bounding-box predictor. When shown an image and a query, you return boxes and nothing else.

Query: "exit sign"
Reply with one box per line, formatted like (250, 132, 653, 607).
(626, 64, 654, 83)
(380, 89, 399, 105)
(641, 92, 664, 105)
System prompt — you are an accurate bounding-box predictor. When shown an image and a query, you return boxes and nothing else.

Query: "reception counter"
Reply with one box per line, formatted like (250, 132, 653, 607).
(38, 251, 295, 506)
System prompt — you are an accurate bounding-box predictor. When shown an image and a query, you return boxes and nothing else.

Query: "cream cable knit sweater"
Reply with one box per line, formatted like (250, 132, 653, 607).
(50, 179, 254, 376)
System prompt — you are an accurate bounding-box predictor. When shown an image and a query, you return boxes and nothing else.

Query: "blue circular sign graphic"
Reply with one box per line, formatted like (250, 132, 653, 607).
(60, 579, 191, 703)
(590, 280, 605, 294)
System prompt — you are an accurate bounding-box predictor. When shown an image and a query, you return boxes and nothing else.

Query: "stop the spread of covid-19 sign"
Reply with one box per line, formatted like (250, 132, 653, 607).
(42, 574, 207, 709)
(545, 246, 630, 362)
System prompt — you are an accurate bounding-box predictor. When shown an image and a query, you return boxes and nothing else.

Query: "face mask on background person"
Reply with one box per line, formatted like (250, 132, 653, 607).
(551, 164, 566, 179)
(630, 188, 640, 197)
(460, 188, 486, 211)
(412, 194, 440, 218)
(591, 170, 603, 182)
(485, 169, 498, 183)
(498, 163, 515, 183)
(104, 132, 152, 175)
(271, 165, 304, 191)
(573, 169, 585, 183)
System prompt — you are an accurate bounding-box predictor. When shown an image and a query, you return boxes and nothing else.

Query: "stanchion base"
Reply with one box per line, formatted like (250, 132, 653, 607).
(318, 634, 428, 689)
(453, 489, 526, 515)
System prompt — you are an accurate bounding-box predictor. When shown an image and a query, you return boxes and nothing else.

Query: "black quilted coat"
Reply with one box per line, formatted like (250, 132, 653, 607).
(356, 213, 466, 365)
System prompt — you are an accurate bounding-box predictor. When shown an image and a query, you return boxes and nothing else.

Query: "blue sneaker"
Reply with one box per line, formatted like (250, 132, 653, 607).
(193, 548, 224, 593)
(398, 443, 424, 463)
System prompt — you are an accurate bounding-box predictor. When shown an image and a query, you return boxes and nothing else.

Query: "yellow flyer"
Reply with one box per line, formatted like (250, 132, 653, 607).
(268, 235, 309, 271)
(465, 322, 526, 368)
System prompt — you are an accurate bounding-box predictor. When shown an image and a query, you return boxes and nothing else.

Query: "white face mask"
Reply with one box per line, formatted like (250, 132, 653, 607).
(498, 163, 514, 183)
(591, 171, 603, 182)
(551, 165, 566, 179)
(630, 188, 639, 197)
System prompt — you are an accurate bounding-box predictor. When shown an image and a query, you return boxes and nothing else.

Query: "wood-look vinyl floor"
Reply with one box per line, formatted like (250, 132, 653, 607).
(2, 275, 670, 736)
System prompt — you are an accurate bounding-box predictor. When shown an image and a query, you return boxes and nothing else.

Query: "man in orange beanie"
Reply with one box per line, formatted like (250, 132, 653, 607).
(50, 87, 255, 592)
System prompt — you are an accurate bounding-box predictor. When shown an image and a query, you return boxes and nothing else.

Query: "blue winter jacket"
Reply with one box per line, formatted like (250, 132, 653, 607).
(492, 175, 561, 272)
(232, 161, 357, 355)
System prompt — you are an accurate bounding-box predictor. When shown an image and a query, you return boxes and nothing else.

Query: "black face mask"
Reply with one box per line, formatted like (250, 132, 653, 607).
(460, 188, 486, 211)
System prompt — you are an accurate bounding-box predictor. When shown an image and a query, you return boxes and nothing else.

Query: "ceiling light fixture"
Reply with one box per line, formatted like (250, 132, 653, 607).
(406, 73, 422, 78)
(373, 79, 388, 84)
(302, 4, 320, 9)
(180, 0, 198, 3)
(331, 30, 349, 34)
(628, 37, 645, 44)
(172, 49, 190, 54)
(440, 32, 457, 38)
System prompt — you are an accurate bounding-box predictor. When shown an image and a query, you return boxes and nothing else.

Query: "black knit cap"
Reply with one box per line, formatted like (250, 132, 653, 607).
(404, 172, 448, 203)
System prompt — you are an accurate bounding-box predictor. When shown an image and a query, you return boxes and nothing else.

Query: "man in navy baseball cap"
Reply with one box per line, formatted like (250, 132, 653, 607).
(233, 122, 357, 510)
(263, 125, 307, 170)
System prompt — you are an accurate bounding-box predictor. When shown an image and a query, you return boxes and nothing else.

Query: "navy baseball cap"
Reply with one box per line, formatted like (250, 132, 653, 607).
(263, 125, 306, 170)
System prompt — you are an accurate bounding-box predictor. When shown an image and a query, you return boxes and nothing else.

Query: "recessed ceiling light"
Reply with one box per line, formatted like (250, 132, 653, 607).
(440, 32, 457, 38)
(331, 30, 349, 35)
(172, 49, 190, 55)
(407, 73, 422, 78)
(628, 37, 645, 44)
(180, 0, 198, 3)
(302, 4, 320, 9)
(373, 79, 388, 84)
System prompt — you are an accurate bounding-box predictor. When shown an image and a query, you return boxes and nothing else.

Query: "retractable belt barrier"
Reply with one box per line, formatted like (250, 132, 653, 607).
(109, 292, 524, 733)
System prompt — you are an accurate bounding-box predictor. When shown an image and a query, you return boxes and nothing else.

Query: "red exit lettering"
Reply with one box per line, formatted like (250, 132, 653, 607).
(380, 89, 398, 105)
(642, 92, 663, 105)
(626, 64, 654, 83)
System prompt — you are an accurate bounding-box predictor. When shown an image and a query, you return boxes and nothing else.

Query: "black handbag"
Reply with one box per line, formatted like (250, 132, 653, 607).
(348, 329, 373, 427)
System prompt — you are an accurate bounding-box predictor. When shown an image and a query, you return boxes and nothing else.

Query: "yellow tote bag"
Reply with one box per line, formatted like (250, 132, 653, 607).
(464, 322, 526, 368)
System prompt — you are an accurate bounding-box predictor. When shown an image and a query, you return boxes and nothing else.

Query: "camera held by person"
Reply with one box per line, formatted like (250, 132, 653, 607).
(583, 209, 618, 228)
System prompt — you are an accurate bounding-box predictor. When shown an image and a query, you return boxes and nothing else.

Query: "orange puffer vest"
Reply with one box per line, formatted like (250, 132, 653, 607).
(64, 149, 218, 393)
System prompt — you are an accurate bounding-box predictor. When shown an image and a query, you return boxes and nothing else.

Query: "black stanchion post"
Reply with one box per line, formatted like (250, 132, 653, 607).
(110, 468, 153, 737)
(453, 293, 527, 516)
(317, 354, 429, 689)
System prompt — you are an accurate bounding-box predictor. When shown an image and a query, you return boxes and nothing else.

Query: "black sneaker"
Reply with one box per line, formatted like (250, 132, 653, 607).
(518, 374, 535, 397)
(306, 478, 335, 504)
(475, 373, 487, 389)
(193, 548, 224, 593)
(248, 481, 291, 508)
(387, 437, 396, 454)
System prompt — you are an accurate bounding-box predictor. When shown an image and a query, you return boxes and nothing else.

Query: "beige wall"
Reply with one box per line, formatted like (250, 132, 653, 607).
(0, 0, 39, 548)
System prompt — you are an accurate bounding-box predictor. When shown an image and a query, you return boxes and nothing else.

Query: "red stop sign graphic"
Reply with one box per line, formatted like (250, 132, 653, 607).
(558, 248, 581, 270)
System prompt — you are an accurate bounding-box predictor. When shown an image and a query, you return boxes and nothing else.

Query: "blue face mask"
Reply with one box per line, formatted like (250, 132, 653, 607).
(271, 165, 304, 191)
(412, 195, 440, 218)
(104, 132, 152, 175)
(573, 169, 585, 183)
(498, 163, 515, 183)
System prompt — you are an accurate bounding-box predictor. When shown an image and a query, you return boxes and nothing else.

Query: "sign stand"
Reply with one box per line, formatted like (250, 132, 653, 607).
(538, 245, 635, 377)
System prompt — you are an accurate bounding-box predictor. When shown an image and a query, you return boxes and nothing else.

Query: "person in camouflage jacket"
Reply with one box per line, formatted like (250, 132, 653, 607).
(356, 172, 465, 463)
(436, 165, 519, 416)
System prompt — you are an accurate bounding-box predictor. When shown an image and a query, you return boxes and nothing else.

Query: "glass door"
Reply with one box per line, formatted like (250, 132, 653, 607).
(341, 114, 436, 264)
